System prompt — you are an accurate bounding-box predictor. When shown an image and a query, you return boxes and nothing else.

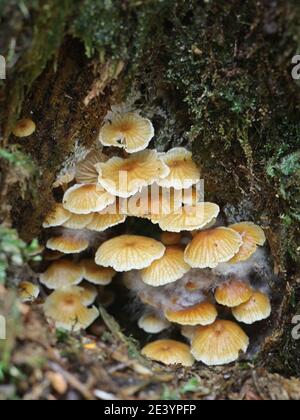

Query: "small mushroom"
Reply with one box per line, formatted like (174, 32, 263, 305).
(63, 184, 115, 215)
(40, 260, 84, 289)
(43, 204, 71, 228)
(18, 281, 40, 303)
(164, 301, 218, 326)
(81, 259, 116, 286)
(184, 227, 243, 269)
(141, 339, 194, 367)
(160, 232, 182, 246)
(12, 118, 36, 137)
(44, 287, 99, 332)
(158, 148, 200, 189)
(46, 232, 89, 255)
(76, 150, 108, 184)
(99, 110, 154, 154)
(215, 279, 253, 308)
(97, 150, 170, 198)
(138, 313, 170, 334)
(79, 283, 98, 306)
(229, 222, 266, 264)
(62, 213, 93, 230)
(191, 320, 249, 366)
(140, 246, 190, 287)
(232, 291, 271, 324)
(95, 235, 166, 271)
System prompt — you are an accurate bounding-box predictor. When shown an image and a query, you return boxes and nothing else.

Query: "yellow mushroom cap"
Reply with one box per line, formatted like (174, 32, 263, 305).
(184, 227, 243, 269)
(12, 118, 36, 137)
(40, 259, 84, 289)
(138, 313, 170, 334)
(158, 148, 200, 189)
(160, 232, 182, 246)
(232, 292, 271, 324)
(44, 287, 99, 332)
(215, 280, 253, 308)
(76, 150, 108, 184)
(79, 283, 98, 306)
(46, 234, 89, 254)
(95, 235, 166, 272)
(191, 320, 249, 366)
(97, 150, 170, 198)
(87, 208, 126, 232)
(81, 259, 116, 285)
(99, 111, 154, 153)
(165, 301, 218, 326)
(52, 171, 75, 189)
(229, 222, 267, 264)
(43, 204, 71, 228)
(62, 213, 94, 230)
(156, 203, 220, 233)
(18, 281, 40, 303)
(142, 339, 194, 367)
(140, 246, 190, 287)
(63, 184, 115, 215)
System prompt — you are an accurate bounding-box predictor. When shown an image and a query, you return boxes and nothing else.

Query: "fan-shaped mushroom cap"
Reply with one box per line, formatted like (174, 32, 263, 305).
(232, 292, 271, 324)
(160, 232, 182, 246)
(76, 150, 108, 184)
(158, 148, 200, 189)
(62, 213, 94, 230)
(229, 222, 266, 263)
(184, 227, 243, 269)
(95, 235, 166, 272)
(40, 260, 84, 289)
(165, 301, 218, 326)
(12, 118, 36, 137)
(43, 204, 71, 228)
(44, 287, 99, 332)
(46, 234, 89, 254)
(81, 259, 115, 285)
(99, 111, 154, 153)
(215, 280, 253, 308)
(86, 202, 126, 231)
(191, 320, 249, 366)
(79, 283, 98, 306)
(142, 339, 194, 367)
(97, 150, 170, 198)
(63, 184, 115, 215)
(140, 246, 190, 287)
(138, 313, 170, 334)
(155, 203, 220, 233)
(18, 281, 40, 303)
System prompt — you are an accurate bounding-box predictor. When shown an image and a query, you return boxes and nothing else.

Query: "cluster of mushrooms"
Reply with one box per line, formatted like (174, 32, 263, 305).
(17, 106, 271, 367)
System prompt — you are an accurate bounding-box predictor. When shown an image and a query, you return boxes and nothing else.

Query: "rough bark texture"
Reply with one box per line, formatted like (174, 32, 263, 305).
(0, 0, 300, 399)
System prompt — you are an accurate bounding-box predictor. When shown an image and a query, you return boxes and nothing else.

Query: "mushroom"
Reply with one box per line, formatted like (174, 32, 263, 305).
(52, 171, 75, 189)
(44, 287, 99, 332)
(12, 118, 36, 137)
(184, 227, 243, 269)
(140, 246, 190, 287)
(164, 301, 218, 326)
(63, 184, 115, 215)
(229, 222, 266, 264)
(81, 259, 116, 286)
(46, 232, 89, 254)
(96, 150, 170, 198)
(191, 320, 249, 366)
(43, 204, 71, 228)
(99, 110, 154, 153)
(79, 283, 98, 306)
(40, 259, 84, 289)
(138, 313, 170, 334)
(18, 281, 40, 303)
(232, 291, 271, 324)
(158, 148, 200, 189)
(62, 213, 94, 230)
(141, 339, 194, 367)
(215, 279, 253, 308)
(76, 150, 108, 184)
(86, 202, 127, 232)
(155, 202, 220, 233)
(95, 235, 166, 271)
(160, 232, 182, 246)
